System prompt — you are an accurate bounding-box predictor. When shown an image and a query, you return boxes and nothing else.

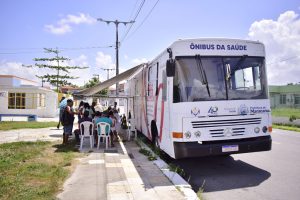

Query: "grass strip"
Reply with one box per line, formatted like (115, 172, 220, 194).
(0, 122, 57, 131)
(273, 124, 300, 132)
(271, 108, 300, 118)
(0, 140, 80, 200)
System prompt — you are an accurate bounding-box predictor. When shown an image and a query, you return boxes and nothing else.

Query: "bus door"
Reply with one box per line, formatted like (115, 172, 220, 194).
(147, 63, 159, 134)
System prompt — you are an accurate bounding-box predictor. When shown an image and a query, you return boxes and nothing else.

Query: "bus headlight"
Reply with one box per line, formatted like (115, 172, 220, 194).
(184, 131, 191, 139)
(194, 131, 201, 138)
(262, 126, 268, 133)
(254, 127, 260, 133)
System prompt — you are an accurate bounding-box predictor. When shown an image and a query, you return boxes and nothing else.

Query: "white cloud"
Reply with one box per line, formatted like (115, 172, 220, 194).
(66, 54, 91, 86)
(0, 60, 56, 87)
(131, 58, 148, 66)
(44, 13, 96, 35)
(44, 24, 71, 35)
(248, 10, 300, 85)
(95, 52, 116, 81)
(0, 54, 92, 87)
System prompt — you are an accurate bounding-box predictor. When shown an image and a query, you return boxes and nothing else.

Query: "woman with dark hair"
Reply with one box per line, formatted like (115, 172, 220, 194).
(83, 102, 95, 118)
(77, 101, 84, 122)
(91, 102, 96, 118)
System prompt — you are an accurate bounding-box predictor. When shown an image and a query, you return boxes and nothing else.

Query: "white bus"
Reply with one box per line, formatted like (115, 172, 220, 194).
(125, 38, 272, 159)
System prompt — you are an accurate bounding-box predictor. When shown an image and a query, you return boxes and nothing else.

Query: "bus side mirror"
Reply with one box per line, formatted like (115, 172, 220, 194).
(166, 59, 175, 77)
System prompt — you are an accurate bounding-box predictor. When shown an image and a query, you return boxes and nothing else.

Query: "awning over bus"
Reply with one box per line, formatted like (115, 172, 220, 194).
(74, 64, 145, 97)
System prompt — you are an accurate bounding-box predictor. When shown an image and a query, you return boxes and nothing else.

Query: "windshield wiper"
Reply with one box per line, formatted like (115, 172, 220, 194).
(196, 54, 210, 97)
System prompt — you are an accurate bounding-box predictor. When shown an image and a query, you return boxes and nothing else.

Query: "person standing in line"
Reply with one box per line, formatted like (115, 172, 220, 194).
(57, 96, 66, 129)
(83, 102, 94, 118)
(91, 102, 96, 118)
(62, 99, 76, 144)
(113, 109, 121, 139)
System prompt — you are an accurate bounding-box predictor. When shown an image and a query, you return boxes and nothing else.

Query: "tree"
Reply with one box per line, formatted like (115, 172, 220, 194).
(31, 48, 88, 92)
(84, 77, 108, 96)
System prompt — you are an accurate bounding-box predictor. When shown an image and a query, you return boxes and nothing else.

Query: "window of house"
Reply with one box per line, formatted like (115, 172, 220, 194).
(8, 93, 25, 109)
(280, 94, 286, 104)
(38, 93, 45, 107)
(295, 94, 300, 105)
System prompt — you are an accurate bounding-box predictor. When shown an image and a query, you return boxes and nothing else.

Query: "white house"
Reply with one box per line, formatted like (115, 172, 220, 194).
(0, 75, 57, 118)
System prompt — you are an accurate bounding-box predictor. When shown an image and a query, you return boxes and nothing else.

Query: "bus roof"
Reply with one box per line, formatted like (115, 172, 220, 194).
(151, 38, 265, 63)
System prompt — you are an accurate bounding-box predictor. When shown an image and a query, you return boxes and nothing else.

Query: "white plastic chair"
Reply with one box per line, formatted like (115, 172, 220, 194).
(80, 121, 94, 150)
(127, 119, 137, 141)
(97, 122, 111, 149)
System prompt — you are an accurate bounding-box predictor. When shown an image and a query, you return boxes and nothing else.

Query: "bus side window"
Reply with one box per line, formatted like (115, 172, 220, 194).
(162, 70, 167, 101)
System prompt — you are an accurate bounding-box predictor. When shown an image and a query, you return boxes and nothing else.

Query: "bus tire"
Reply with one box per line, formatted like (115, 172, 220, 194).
(151, 121, 160, 149)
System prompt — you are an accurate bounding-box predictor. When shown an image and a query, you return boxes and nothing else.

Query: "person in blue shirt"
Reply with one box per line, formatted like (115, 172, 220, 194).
(94, 111, 114, 147)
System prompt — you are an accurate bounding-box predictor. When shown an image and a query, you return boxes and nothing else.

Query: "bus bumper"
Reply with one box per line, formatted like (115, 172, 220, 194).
(174, 135, 272, 159)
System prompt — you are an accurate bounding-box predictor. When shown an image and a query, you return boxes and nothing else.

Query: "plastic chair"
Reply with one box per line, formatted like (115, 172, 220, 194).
(97, 122, 111, 149)
(127, 119, 137, 141)
(80, 121, 94, 150)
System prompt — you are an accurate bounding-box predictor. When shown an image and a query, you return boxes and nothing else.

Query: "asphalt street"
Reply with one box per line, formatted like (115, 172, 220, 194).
(171, 129, 300, 200)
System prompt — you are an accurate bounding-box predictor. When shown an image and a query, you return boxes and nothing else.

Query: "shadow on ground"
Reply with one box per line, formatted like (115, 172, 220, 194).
(171, 155, 271, 192)
(52, 140, 79, 153)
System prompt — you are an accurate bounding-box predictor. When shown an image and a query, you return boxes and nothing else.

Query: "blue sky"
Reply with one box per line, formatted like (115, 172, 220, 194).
(1, 0, 300, 86)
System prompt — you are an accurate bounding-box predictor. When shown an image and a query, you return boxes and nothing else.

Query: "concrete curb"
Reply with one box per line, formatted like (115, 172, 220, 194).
(136, 139, 199, 200)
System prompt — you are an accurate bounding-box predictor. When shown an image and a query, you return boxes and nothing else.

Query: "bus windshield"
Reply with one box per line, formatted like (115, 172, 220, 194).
(173, 56, 268, 103)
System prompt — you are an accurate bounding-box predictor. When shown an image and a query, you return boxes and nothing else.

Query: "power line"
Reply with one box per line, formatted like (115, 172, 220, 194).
(128, 0, 140, 20)
(120, 0, 146, 43)
(125, 0, 161, 42)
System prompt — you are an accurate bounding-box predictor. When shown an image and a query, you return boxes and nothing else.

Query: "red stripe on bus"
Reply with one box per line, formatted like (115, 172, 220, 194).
(153, 83, 165, 143)
(154, 84, 164, 121)
(159, 99, 165, 142)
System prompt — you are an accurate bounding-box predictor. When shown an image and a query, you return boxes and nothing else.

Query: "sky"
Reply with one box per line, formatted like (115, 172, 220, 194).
(0, 0, 300, 86)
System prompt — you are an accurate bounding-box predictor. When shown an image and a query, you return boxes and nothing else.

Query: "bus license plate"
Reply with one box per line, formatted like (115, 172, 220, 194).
(222, 145, 239, 152)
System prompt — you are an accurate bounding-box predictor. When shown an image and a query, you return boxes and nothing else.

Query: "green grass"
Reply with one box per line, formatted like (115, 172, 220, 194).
(273, 124, 300, 132)
(168, 163, 185, 177)
(0, 122, 57, 131)
(196, 180, 206, 200)
(271, 108, 300, 118)
(0, 141, 80, 200)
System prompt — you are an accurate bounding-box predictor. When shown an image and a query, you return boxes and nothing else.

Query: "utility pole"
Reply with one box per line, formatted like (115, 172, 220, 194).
(100, 68, 115, 80)
(97, 18, 134, 96)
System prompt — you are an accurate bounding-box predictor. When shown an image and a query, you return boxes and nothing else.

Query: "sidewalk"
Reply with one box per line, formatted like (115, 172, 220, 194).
(57, 139, 185, 200)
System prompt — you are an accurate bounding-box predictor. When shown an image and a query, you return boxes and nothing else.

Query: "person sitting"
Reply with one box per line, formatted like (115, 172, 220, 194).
(74, 110, 92, 143)
(109, 111, 117, 142)
(94, 111, 113, 147)
(93, 111, 102, 145)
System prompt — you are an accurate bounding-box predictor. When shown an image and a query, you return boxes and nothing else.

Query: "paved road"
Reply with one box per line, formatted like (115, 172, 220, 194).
(0, 127, 62, 144)
(171, 129, 300, 200)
